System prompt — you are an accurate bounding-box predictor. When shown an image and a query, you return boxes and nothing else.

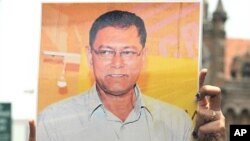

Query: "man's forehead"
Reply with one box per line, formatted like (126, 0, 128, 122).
(93, 25, 142, 49)
(98, 45, 138, 50)
(96, 25, 139, 36)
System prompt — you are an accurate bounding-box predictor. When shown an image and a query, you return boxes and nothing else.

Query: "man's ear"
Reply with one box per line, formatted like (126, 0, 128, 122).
(86, 46, 93, 68)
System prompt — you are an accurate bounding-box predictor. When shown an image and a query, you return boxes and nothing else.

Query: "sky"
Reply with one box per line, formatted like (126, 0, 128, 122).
(208, 0, 250, 39)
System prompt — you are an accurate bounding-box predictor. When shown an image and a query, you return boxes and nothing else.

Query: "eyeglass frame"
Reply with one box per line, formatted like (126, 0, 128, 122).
(91, 47, 144, 61)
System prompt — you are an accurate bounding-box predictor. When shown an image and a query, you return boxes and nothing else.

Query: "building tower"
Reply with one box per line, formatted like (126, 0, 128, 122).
(211, 0, 227, 86)
(202, 0, 227, 86)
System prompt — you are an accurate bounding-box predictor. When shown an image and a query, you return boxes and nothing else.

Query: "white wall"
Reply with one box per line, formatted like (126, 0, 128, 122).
(0, 0, 41, 120)
(0, 0, 41, 140)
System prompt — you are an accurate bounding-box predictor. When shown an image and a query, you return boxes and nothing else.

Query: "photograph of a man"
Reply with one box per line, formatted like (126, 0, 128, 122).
(36, 9, 226, 141)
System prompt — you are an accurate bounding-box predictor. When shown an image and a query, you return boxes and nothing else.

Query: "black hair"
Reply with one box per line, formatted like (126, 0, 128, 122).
(89, 10, 147, 48)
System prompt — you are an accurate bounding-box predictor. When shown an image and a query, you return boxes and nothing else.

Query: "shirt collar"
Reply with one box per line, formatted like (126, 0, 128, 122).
(88, 85, 103, 118)
(87, 84, 153, 119)
(134, 85, 153, 117)
(133, 84, 147, 114)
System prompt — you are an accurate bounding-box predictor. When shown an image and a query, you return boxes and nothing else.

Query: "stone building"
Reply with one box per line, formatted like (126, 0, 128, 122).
(202, 0, 250, 138)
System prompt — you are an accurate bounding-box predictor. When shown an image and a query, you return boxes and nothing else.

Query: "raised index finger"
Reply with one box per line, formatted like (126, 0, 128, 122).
(197, 69, 208, 108)
(199, 68, 207, 89)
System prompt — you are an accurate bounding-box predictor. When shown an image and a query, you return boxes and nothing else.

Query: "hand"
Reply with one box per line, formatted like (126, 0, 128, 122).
(193, 69, 226, 141)
(29, 120, 36, 141)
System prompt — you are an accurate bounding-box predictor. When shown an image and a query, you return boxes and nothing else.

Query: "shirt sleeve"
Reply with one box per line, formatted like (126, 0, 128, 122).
(182, 111, 194, 141)
(37, 111, 54, 141)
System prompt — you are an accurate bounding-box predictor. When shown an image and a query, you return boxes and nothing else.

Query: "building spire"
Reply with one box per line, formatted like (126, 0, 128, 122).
(213, 0, 227, 22)
(215, 0, 225, 13)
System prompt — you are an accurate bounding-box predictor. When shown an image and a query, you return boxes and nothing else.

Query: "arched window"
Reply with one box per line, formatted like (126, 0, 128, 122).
(226, 109, 236, 139)
(240, 109, 250, 124)
(226, 108, 235, 125)
(230, 56, 240, 79)
(242, 62, 250, 78)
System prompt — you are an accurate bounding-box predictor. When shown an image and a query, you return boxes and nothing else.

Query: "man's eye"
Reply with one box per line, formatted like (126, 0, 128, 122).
(99, 50, 114, 55)
(121, 51, 136, 56)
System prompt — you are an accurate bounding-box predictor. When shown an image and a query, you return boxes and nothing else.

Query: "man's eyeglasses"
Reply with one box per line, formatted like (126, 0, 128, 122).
(91, 48, 143, 61)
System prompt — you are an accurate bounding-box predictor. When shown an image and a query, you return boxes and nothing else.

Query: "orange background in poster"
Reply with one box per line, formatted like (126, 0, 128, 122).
(39, 3, 200, 119)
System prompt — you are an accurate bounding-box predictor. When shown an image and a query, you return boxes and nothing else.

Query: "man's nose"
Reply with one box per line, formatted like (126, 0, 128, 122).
(110, 53, 124, 68)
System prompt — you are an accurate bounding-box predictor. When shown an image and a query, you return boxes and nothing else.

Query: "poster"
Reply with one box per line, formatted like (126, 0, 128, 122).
(38, 1, 201, 139)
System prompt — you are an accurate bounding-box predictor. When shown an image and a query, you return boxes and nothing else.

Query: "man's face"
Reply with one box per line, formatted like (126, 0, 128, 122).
(89, 25, 146, 96)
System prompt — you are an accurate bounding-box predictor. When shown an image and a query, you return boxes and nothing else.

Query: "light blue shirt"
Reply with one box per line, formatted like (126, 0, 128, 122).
(37, 85, 193, 141)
